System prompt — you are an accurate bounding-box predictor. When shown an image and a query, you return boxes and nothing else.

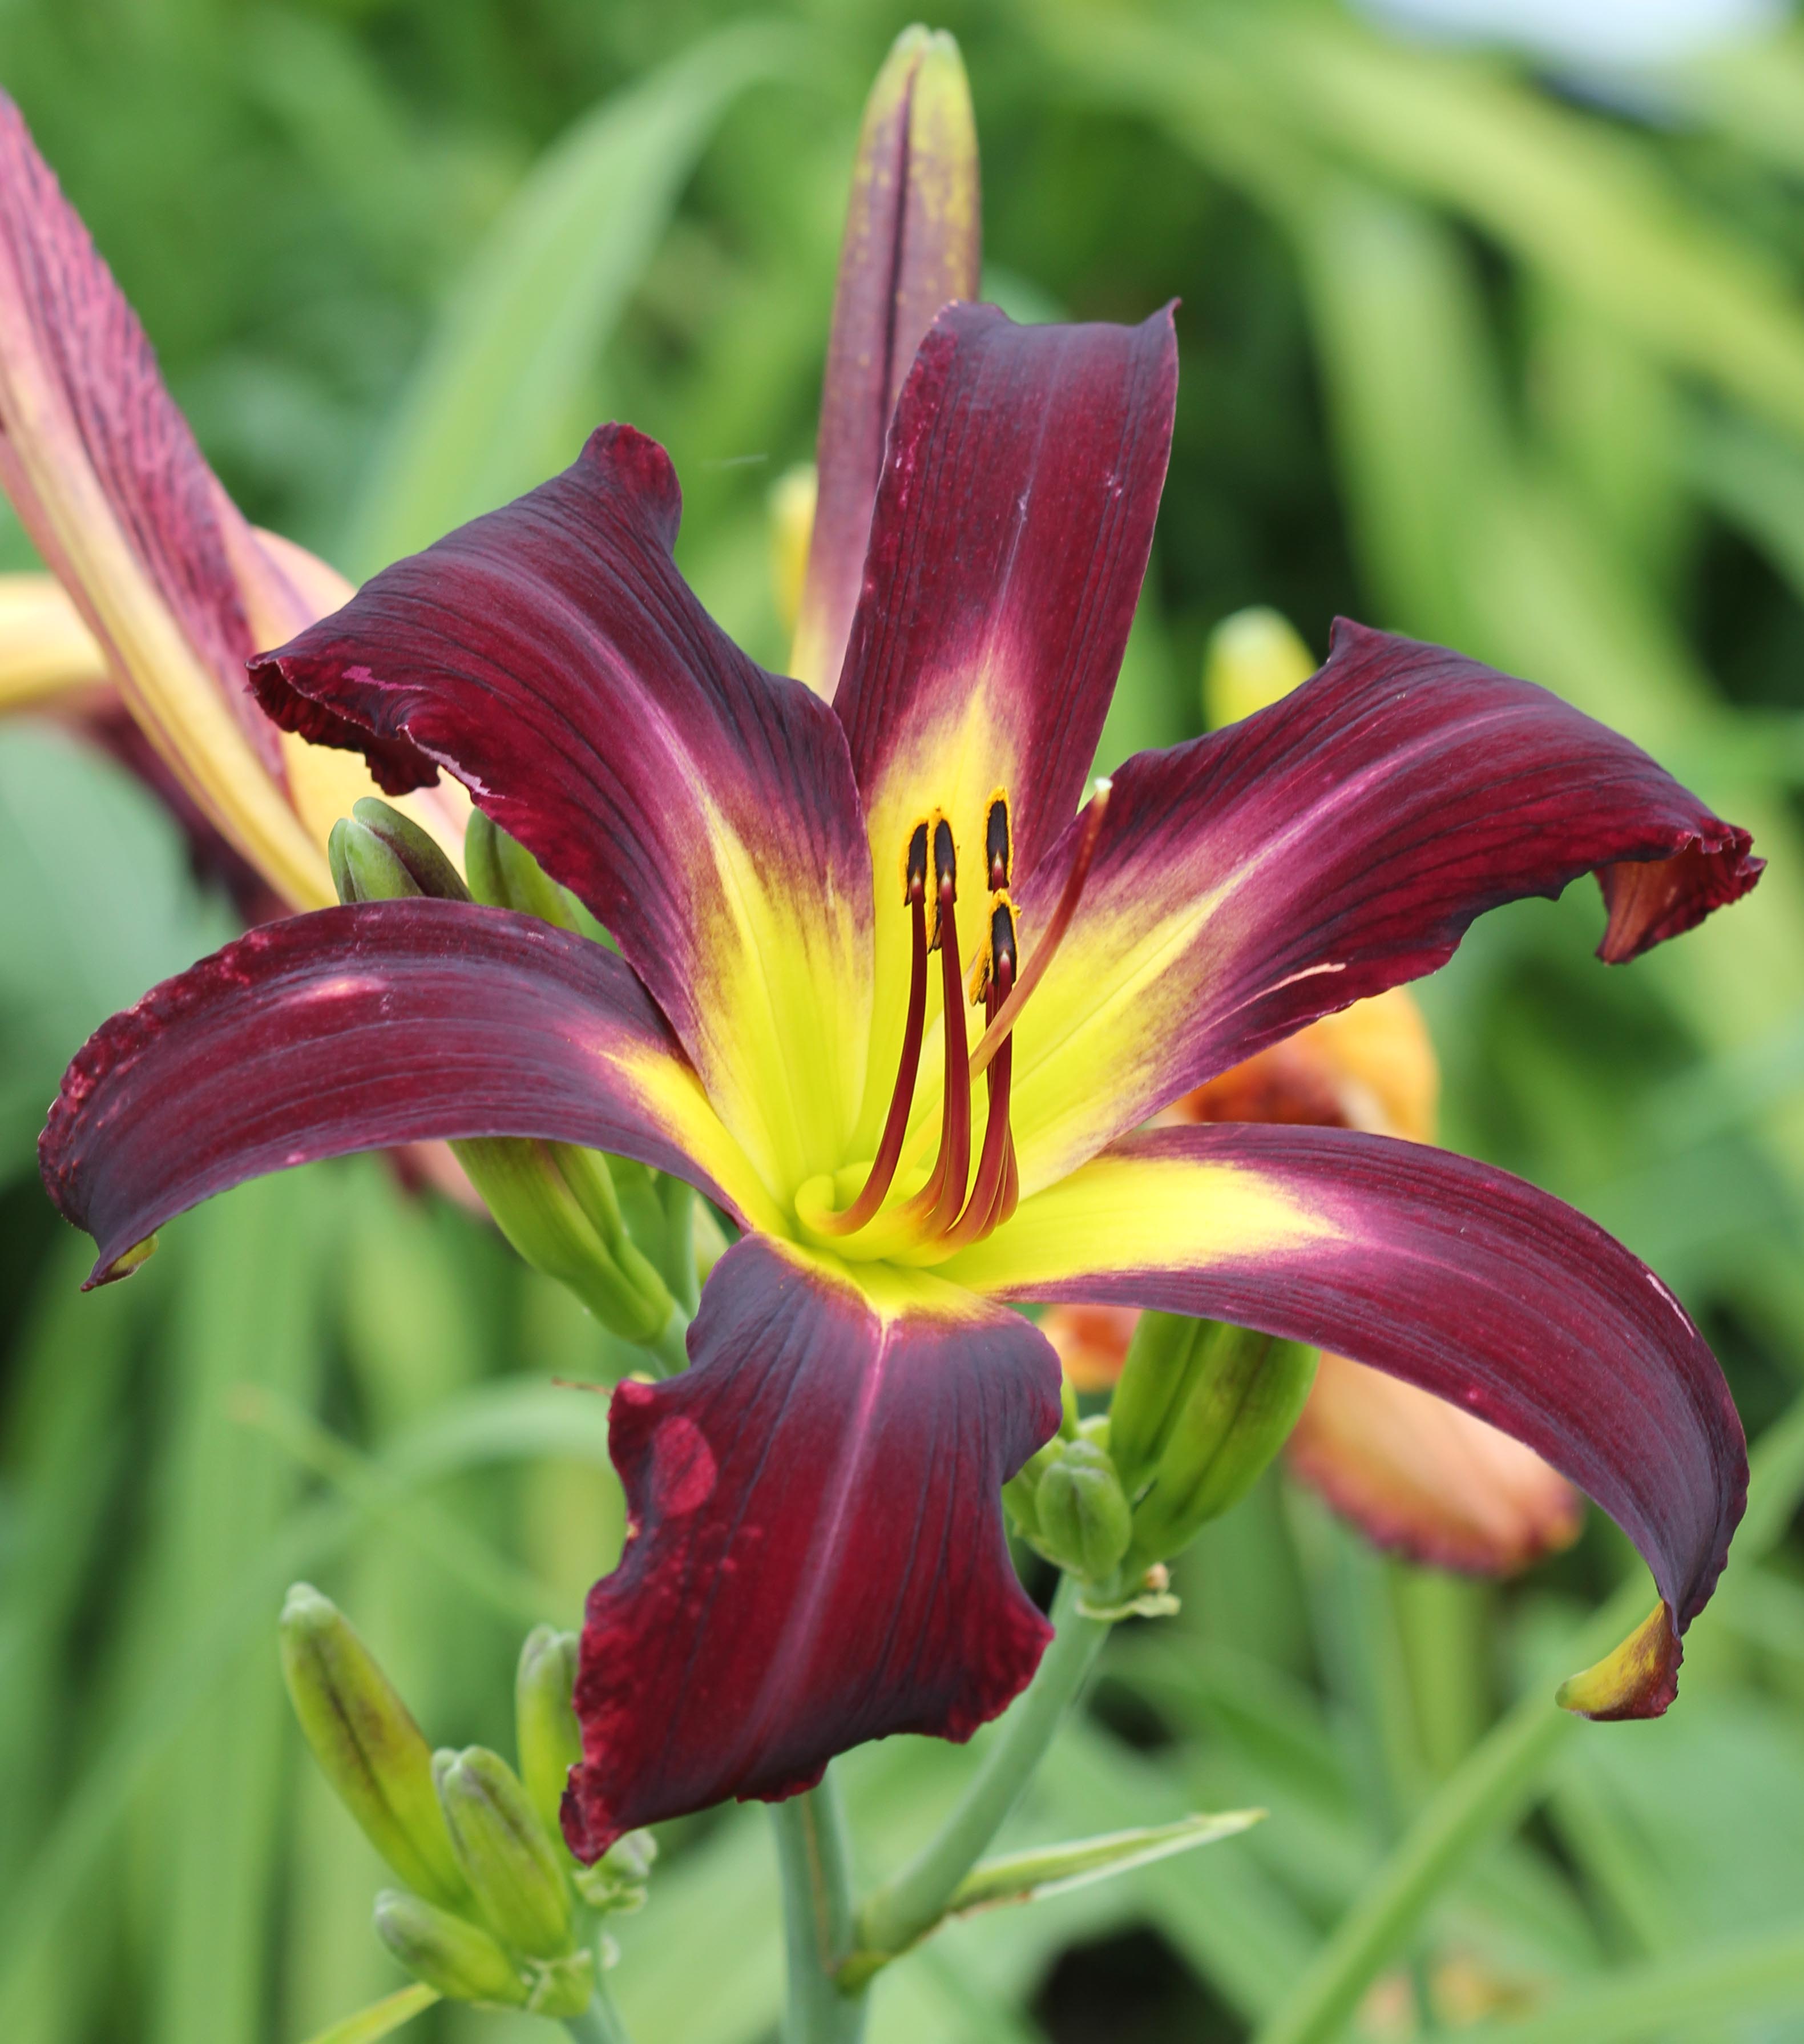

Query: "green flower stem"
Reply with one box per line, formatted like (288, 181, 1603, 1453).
(853, 1572, 1111, 1968)
(1250, 1575, 1646, 2044)
(562, 1972, 633, 2044)
(772, 1772, 866, 2043)
(1253, 1398, 1804, 2044)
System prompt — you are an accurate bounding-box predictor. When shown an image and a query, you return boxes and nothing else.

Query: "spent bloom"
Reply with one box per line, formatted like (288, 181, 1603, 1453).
(23, 34, 1759, 1853)
(0, 96, 463, 911)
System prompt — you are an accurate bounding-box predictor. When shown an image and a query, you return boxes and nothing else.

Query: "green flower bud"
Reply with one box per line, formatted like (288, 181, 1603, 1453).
(435, 1747, 573, 1960)
(574, 1827, 657, 1915)
(514, 1627, 583, 1840)
(455, 1136, 675, 1344)
(1034, 1438, 1133, 1583)
(466, 810, 586, 933)
(1125, 1317, 1318, 1565)
(1001, 1438, 1063, 1539)
(373, 1889, 527, 2007)
(328, 798, 470, 906)
(1108, 1312, 1215, 1497)
(279, 1585, 470, 1910)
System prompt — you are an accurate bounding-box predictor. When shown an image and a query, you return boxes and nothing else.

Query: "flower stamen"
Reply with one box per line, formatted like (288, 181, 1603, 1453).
(901, 819, 972, 1237)
(812, 821, 930, 1237)
(968, 779, 1111, 1081)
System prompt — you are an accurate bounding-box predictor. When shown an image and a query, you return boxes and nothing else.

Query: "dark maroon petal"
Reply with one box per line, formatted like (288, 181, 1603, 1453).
(949, 1121, 1747, 1712)
(39, 898, 775, 1284)
(836, 301, 1177, 888)
(1006, 620, 1762, 1192)
(248, 425, 873, 1192)
(560, 1234, 1061, 1856)
(790, 27, 979, 697)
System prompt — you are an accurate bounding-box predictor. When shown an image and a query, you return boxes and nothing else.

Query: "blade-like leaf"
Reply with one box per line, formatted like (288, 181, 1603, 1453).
(298, 1983, 439, 2044)
(346, 21, 802, 572)
(948, 1809, 1265, 1918)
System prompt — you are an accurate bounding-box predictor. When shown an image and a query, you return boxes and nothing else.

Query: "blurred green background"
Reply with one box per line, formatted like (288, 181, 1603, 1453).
(6, 0, 1804, 2039)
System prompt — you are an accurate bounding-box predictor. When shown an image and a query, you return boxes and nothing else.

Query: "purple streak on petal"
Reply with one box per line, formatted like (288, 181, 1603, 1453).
(1009, 620, 1761, 1190)
(0, 92, 287, 778)
(834, 302, 1177, 886)
(560, 1234, 1060, 1857)
(970, 1121, 1746, 1662)
(39, 898, 748, 1285)
(248, 425, 872, 1168)
(792, 28, 980, 698)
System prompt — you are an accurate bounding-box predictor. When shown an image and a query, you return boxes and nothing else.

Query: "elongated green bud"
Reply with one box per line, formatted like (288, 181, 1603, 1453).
(373, 1890, 527, 2007)
(1108, 1312, 1216, 1497)
(328, 797, 469, 906)
(1127, 1318, 1318, 1565)
(455, 1137, 674, 1344)
(515, 1627, 583, 1840)
(466, 809, 584, 933)
(435, 1747, 573, 1959)
(279, 1585, 470, 1910)
(1034, 1438, 1133, 1582)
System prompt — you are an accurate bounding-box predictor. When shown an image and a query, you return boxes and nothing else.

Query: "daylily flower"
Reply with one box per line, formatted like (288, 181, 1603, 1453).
(38, 215, 1765, 1851)
(0, 94, 465, 913)
(1047, 986, 1585, 1576)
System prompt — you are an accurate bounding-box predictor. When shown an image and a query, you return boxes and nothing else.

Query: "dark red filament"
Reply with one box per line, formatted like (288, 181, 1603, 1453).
(815, 824, 930, 1236)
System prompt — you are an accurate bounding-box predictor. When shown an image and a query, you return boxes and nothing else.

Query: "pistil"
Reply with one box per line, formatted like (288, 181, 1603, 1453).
(899, 819, 972, 1237)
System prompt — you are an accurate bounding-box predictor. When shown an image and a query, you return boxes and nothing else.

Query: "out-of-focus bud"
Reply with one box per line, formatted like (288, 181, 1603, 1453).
(514, 1627, 583, 1841)
(769, 464, 817, 644)
(1033, 1437, 1133, 1582)
(279, 1585, 471, 1910)
(792, 26, 980, 695)
(574, 1827, 658, 1916)
(465, 809, 586, 933)
(1202, 606, 1317, 729)
(434, 1746, 574, 1961)
(1125, 1317, 1318, 1566)
(373, 1889, 527, 2008)
(454, 1137, 675, 1345)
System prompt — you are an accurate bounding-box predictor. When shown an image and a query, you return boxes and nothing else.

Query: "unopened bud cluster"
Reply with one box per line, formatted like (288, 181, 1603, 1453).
(331, 799, 681, 1349)
(280, 1589, 653, 2016)
(1008, 1316, 1317, 1595)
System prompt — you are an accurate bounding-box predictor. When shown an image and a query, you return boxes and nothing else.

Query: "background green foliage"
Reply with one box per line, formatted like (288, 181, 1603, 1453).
(4, 1, 1804, 2038)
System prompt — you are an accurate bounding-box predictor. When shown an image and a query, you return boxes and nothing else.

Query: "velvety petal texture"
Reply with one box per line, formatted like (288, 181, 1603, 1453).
(562, 1234, 1062, 1857)
(833, 301, 1176, 1148)
(41, 898, 774, 1284)
(948, 1122, 1745, 1712)
(0, 92, 339, 906)
(789, 26, 979, 698)
(250, 425, 873, 1197)
(1004, 622, 1762, 1191)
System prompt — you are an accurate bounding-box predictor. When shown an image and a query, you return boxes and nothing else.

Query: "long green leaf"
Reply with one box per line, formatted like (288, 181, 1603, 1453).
(298, 1983, 439, 2044)
(346, 21, 801, 571)
(949, 1809, 1265, 1917)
